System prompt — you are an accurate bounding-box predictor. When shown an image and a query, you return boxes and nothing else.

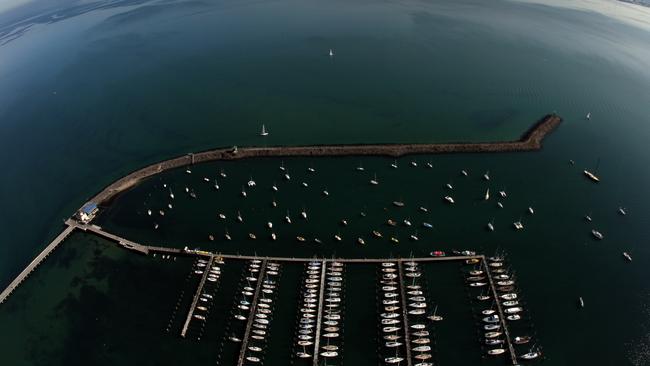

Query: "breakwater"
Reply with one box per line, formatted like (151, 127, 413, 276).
(88, 114, 561, 206)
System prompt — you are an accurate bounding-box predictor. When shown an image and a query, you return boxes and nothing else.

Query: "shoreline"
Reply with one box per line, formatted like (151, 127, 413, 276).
(88, 113, 561, 207)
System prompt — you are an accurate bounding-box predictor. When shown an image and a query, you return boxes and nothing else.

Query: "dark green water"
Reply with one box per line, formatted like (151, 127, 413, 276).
(1, 0, 650, 364)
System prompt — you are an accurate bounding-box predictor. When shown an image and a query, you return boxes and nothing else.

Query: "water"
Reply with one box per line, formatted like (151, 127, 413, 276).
(1, 0, 650, 364)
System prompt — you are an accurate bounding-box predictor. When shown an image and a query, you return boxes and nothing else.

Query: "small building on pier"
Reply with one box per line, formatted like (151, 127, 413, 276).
(76, 202, 98, 224)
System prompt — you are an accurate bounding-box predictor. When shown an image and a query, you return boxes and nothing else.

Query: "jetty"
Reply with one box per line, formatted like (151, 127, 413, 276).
(236, 260, 268, 366)
(0, 224, 75, 304)
(84, 114, 561, 207)
(312, 259, 328, 366)
(482, 258, 517, 365)
(397, 261, 413, 366)
(181, 255, 215, 338)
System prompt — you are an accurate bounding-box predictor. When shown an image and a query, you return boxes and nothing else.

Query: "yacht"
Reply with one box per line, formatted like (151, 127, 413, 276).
(513, 221, 523, 230)
(373, 230, 383, 238)
(241, 188, 247, 197)
(267, 221, 273, 229)
(169, 189, 175, 199)
(419, 206, 428, 213)
(411, 161, 418, 167)
(301, 210, 307, 220)
(302, 182, 308, 187)
(497, 202, 504, 208)
(213, 180, 219, 190)
(586, 112, 591, 120)
(426, 161, 433, 168)
(623, 252, 632, 262)
(271, 233, 277, 241)
(483, 171, 490, 181)
(519, 349, 542, 360)
(358, 237, 365, 245)
(147, 209, 152, 216)
(444, 196, 455, 204)
(391, 160, 398, 169)
(422, 222, 433, 229)
(334, 234, 342, 241)
(285, 212, 291, 223)
(514, 336, 531, 344)
(499, 190, 506, 198)
(446, 183, 453, 190)
(619, 207, 627, 215)
(461, 170, 468, 176)
(393, 201, 405, 207)
(403, 219, 412, 226)
(528, 206, 534, 215)
(307, 166, 315, 173)
(260, 124, 269, 136)
(409, 234, 419, 241)
(356, 162, 364, 171)
(487, 221, 495, 231)
(485, 188, 490, 200)
(279, 161, 285, 171)
(185, 168, 191, 174)
(488, 348, 505, 356)
(323, 189, 329, 196)
(219, 169, 227, 178)
(237, 212, 243, 222)
(329, 48, 334, 57)
(592, 230, 603, 240)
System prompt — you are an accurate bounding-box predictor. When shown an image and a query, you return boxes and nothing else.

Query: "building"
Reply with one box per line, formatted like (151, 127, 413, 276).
(76, 202, 98, 224)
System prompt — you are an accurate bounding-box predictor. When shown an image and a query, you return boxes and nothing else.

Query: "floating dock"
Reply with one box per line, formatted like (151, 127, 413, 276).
(312, 259, 328, 366)
(397, 261, 414, 366)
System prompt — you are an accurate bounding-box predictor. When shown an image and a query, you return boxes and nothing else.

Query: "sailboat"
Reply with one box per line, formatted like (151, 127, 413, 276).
(370, 173, 379, 185)
(485, 188, 490, 200)
(586, 112, 591, 120)
(483, 171, 490, 181)
(487, 219, 495, 231)
(260, 124, 269, 136)
(329, 48, 334, 57)
(169, 188, 175, 199)
(213, 179, 219, 190)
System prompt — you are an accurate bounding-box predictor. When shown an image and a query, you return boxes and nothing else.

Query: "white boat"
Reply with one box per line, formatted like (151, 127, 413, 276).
(499, 190, 506, 198)
(623, 252, 632, 262)
(487, 221, 494, 231)
(513, 221, 523, 230)
(488, 348, 505, 356)
(147, 209, 152, 216)
(385, 357, 404, 364)
(579, 297, 584, 308)
(461, 170, 468, 176)
(446, 183, 453, 190)
(586, 112, 591, 120)
(483, 171, 490, 181)
(592, 230, 603, 240)
(370, 173, 379, 185)
(356, 163, 364, 171)
(301, 210, 307, 220)
(285, 213, 292, 224)
(169, 189, 175, 199)
(520, 349, 542, 360)
(528, 207, 534, 214)
(391, 160, 398, 169)
(323, 190, 329, 196)
(497, 202, 503, 208)
(619, 207, 627, 215)
(505, 306, 523, 314)
(260, 124, 269, 136)
(444, 196, 455, 204)
(411, 161, 417, 167)
(583, 170, 600, 182)
(485, 188, 490, 200)
(329, 48, 334, 57)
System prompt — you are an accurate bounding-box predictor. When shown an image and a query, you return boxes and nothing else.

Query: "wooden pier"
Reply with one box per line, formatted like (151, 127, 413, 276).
(397, 261, 414, 366)
(312, 260, 328, 366)
(481, 258, 517, 365)
(0, 224, 75, 304)
(181, 255, 215, 338)
(236, 260, 268, 366)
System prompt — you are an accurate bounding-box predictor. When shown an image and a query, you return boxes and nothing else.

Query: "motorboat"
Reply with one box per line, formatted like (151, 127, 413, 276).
(444, 196, 455, 204)
(461, 170, 468, 176)
(592, 230, 603, 240)
(583, 170, 600, 182)
(370, 173, 379, 185)
(430, 251, 445, 257)
(483, 315, 500, 323)
(623, 252, 632, 262)
(260, 124, 269, 136)
(507, 314, 521, 321)
(483, 171, 490, 181)
(513, 221, 523, 230)
(514, 336, 531, 344)
(528, 206, 534, 214)
(488, 348, 505, 356)
(519, 349, 542, 360)
(505, 307, 523, 314)
(393, 201, 405, 207)
(619, 207, 627, 215)
(485, 331, 502, 338)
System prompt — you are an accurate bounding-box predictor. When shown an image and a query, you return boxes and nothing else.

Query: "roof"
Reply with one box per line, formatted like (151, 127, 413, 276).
(80, 202, 98, 214)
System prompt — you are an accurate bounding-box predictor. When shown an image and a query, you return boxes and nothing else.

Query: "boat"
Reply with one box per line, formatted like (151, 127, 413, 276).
(422, 222, 433, 229)
(446, 183, 453, 190)
(483, 171, 490, 181)
(487, 221, 494, 231)
(320, 351, 338, 358)
(444, 196, 455, 204)
(497, 202, 503, 208)
(329, 48, 334, 57)
(296, 236, 306, 242)
(260, 124, 269, 136)
(392, 201, 405, 207)
(528, 206, 534, 214)
(301, 210, 307, 220)
(505, 306, 523, 314)
(356, 162, 364, 171)
(488, 348, 505, 356)
(391, 160, 398, 168)
(623, 252, 632, 262)
(592, 230, 603, 240)
(390, 237, 399, 243)
(507, 314, 521, 321)
(385, 357, 404, 364)
(373, 230, 383, 238)
(323, 189, 329, 196)
(586, 112, 591, 119)
(248, 233, 256, 240)
(430, 251, 445, 257)
(409, 234, 419, 241)
(334, 234, 342, 241)
(370, 173, 379, 185)
(579, 297, 584, 308)
(411, 161, 417, 167)
(519, 349, 542, 360)
(485, 188, 490, 200)
(461, 170, 468, 176)
(483, 315, 500, 323)
(357, 237, 365, 245)
(403, 219, 412, 226)
(514, 336, 531, 344)
(619, 207, 627, 215)
(419, 206, 428, 212)
(513, 221, 523, 230)
(486, 339, 503, 345)
(583, 170, 600, 182)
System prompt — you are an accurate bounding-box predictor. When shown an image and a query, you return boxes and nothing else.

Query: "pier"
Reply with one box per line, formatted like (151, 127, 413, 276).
(312, 259, 328, 366)
(181, 255, 216, 338)
(84, 114, 561, 207)
(237, 260, 268, 366)
(481, 258, 517, 365)
(0, 224, 75, 304)
(397, 261, 414, 366)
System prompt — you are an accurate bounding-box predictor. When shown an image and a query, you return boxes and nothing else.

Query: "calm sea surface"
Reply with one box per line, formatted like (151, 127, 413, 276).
(1, 0, 650, 364)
